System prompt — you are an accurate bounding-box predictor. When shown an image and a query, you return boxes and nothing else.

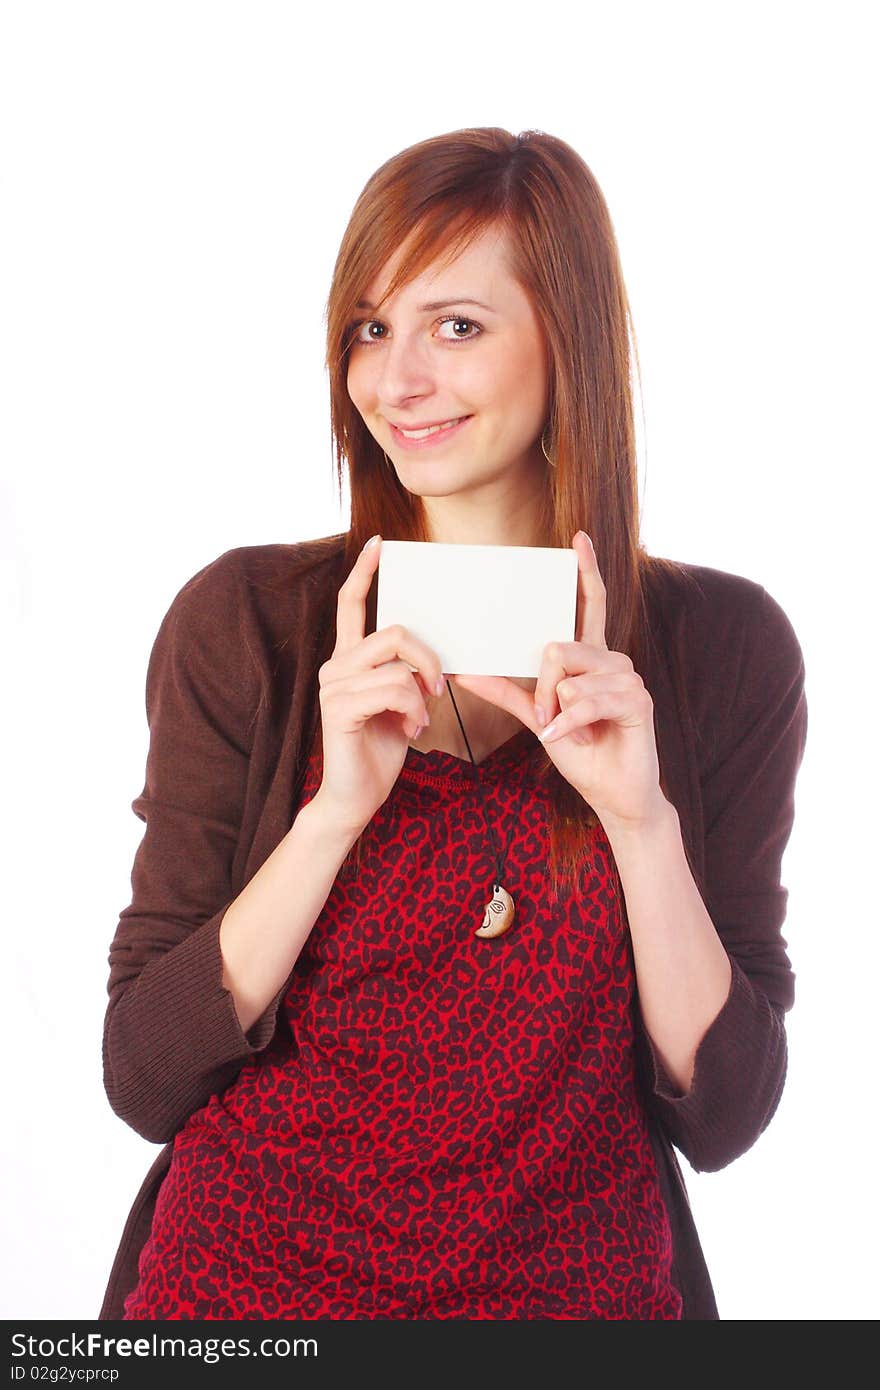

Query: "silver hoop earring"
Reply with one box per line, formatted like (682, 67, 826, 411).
(540, 426, 557, 469)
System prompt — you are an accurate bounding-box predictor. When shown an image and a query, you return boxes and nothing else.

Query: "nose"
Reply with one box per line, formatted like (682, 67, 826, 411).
(373, 327, 435, 408)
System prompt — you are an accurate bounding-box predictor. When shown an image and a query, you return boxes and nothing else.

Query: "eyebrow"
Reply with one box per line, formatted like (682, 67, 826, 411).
(354, 297, 495, 313)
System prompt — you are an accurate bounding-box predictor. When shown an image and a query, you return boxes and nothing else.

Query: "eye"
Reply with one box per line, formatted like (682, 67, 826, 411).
(436, 314, 481, 342)
(351, 320, 386, 345)
(347, 313, 483, 348)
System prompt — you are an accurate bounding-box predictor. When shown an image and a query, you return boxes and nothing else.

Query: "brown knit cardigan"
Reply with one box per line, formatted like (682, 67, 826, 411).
(99, 534, 808, 1320)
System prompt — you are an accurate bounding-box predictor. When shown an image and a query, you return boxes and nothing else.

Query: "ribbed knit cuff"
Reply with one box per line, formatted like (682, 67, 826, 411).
(638, 954, 785, 1172)
(194, 904, 286, 1054)
(103, 905, 287, 1142)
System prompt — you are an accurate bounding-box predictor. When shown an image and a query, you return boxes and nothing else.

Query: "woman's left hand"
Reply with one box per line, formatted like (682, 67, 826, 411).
(451, 531, 670, 832)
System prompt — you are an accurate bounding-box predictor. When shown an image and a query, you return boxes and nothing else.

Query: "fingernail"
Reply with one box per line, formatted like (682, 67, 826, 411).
(363, 534, 381, 550)
(538, 720, 558, 743)
(535, 704, 547, 727)
(435, 677, 445, 696)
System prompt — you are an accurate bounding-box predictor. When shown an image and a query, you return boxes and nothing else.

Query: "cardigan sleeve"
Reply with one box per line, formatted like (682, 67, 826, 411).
(102, 552, 288, 1145)
(636, 581, 808, 1173)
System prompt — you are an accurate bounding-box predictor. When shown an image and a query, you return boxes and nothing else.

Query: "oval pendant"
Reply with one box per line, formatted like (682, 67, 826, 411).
(475, 884, 515, 939)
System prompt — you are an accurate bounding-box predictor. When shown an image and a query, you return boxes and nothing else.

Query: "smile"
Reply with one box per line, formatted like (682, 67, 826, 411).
(389, 416, 472, 449)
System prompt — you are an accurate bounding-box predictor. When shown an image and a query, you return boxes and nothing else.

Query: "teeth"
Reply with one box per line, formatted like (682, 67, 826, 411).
(398, 417, 464, 439)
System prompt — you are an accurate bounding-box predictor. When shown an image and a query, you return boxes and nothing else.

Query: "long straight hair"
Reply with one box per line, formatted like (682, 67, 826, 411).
(315, 127, 697, 901)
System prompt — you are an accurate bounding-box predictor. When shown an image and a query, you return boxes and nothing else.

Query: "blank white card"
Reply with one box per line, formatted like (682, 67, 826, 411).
(375, 540, 578, 677)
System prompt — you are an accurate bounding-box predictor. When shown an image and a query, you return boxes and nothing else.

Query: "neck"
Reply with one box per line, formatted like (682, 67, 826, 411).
(420, 465, 549, 546)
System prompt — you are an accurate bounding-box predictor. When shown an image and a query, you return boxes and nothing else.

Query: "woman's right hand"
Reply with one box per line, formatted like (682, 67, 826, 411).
(310, 535, 445, 835)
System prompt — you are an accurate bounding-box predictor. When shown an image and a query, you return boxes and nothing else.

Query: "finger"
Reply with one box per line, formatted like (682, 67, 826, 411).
(555, 670, 641, 712)
(572, 531, 608, 649)
(358, 625, 445, 702)
(334, 534, 382, 656)
(329, 660, 434, 727)
(450, 673, 543, 734)
(324, 677, 430, 740)
(539, 683, 653, 744)
(533, 641, 631, 728)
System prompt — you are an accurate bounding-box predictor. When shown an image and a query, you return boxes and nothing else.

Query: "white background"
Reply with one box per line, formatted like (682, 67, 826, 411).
(2, 0, 876, 1322)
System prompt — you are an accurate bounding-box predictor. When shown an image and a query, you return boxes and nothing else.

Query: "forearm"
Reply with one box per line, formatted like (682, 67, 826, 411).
(219, 794, 365, 1036)
(603, 798, 733, 1096)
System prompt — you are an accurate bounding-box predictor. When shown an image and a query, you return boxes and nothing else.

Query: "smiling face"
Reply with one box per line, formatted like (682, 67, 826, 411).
(346, 222, 552, 544)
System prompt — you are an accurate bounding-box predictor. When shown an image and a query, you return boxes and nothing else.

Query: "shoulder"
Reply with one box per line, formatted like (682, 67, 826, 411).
(643, 555, 804, 676)
(641, 556, 806, 768)
(644, 554, 766, 626)
(163, 533, 348, 633)
(173, 533, 347, 600)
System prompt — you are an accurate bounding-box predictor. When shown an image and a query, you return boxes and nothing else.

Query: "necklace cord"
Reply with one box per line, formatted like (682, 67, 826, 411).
(445, 678, 524, 889)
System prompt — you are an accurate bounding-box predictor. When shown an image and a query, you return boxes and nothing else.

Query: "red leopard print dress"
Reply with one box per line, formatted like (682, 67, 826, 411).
(123, 729, 682, 1320)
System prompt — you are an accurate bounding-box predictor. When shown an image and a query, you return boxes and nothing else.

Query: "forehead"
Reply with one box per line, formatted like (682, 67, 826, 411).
(362, 223, 516, 308)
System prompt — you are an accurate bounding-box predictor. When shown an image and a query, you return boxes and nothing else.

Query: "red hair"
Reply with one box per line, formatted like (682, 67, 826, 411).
(317, 126, 698, 899)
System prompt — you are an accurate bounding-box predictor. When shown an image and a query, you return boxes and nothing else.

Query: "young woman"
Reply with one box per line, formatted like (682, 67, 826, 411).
(100, 128, 807, 1320)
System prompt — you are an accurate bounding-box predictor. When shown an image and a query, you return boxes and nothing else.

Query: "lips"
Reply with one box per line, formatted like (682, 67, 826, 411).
(388, 415, 473, 450)
(395, 417, 467, 439)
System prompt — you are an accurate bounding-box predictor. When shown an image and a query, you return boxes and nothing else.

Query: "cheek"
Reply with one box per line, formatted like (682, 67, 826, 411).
(481, 337, 548, 416)
(346, 355, 378, 412)
(449, 356, 503, 411)
(509, 344, 549, 408)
